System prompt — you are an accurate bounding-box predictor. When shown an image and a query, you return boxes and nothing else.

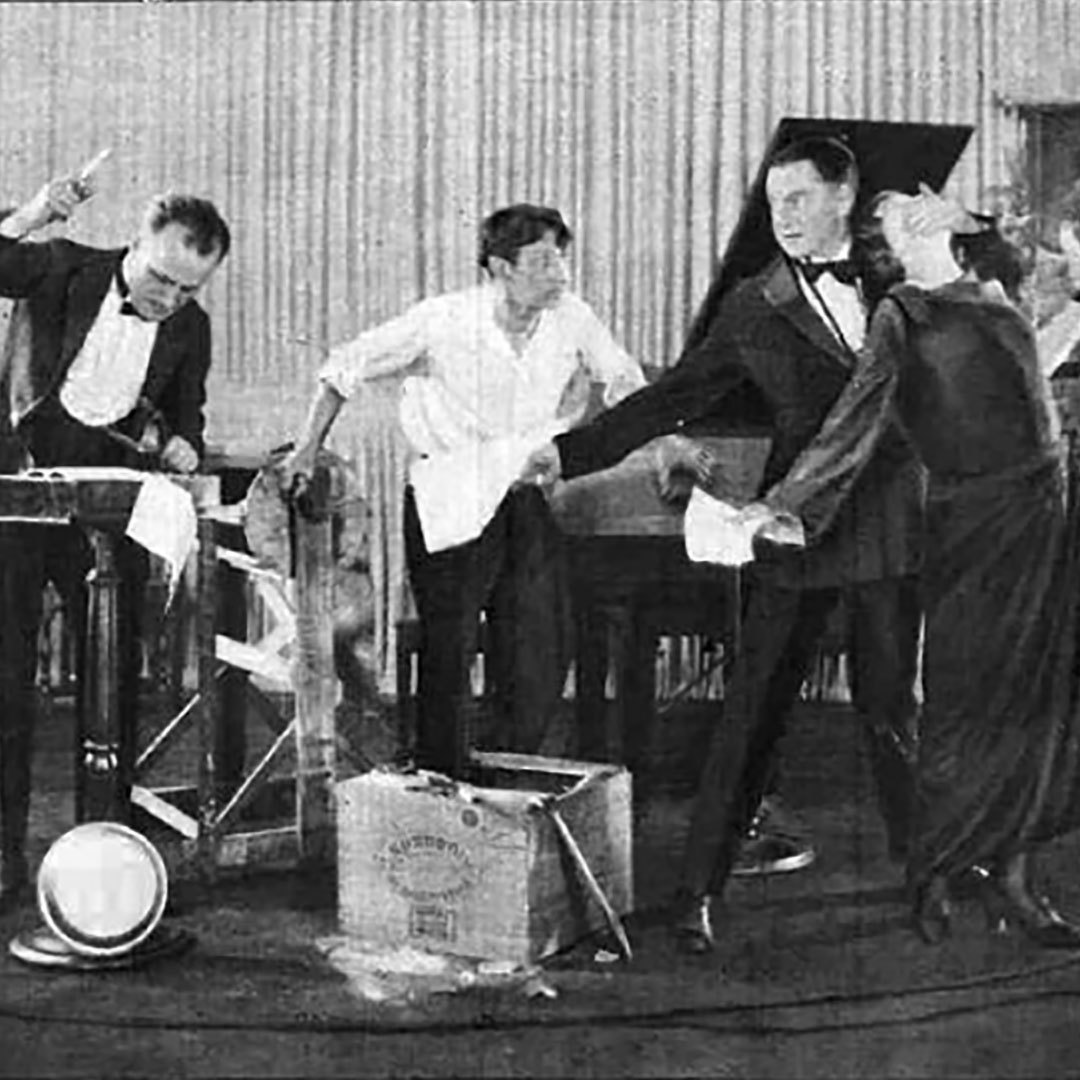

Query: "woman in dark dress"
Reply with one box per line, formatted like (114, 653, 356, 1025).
(757, 190, 1080, 947)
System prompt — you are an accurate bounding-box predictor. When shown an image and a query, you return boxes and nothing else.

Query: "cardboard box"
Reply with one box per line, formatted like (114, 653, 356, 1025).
(336, 752, 633, 965)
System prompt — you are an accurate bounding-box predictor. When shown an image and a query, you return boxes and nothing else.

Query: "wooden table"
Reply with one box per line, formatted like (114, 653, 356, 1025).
(550, 436, 770, 783)
(0, 467, 220, 824)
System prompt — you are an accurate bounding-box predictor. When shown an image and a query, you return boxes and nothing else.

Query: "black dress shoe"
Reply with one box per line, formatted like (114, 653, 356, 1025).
(948, 863, 992, 901)
(671, 894, 715, 954)
(983, 883, 1080, 948)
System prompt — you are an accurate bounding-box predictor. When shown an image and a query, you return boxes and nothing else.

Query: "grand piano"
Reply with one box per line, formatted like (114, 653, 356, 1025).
(550, 433, 768, 785)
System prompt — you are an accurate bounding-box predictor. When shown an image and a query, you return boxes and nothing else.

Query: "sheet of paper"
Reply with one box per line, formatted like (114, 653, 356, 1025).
(683, 486, 760, 566)
(684, 487, 806, 565)
(124, 474, 197, 605)
(409, 421, 567, 554)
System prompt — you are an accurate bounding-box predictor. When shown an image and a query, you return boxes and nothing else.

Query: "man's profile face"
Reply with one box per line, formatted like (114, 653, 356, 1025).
(125, 222, 222, 322)
(497, 230, 570, 312)
(766, 159, 854, 262)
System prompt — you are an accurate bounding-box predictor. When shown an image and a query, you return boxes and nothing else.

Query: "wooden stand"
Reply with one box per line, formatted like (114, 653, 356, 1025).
(130, 462, 340, 879)
(0, 462, 341, 884)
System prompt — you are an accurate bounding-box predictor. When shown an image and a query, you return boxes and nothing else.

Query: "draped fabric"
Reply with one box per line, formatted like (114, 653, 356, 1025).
(915, 454, 1080, 882)
(0, 0, 1071, 685)
(766, 281, 1080, 881)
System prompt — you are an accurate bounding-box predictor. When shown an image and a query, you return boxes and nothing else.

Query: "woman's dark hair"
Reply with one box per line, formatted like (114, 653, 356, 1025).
(854, 193, 906, 309)
(855, 193, 1027, 307)
(950, 217, 1026, 303)
(478, 204, 572, 271)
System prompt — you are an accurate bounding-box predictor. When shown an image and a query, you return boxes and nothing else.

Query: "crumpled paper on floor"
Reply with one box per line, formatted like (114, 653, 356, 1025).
(316, 935, 558, 1006)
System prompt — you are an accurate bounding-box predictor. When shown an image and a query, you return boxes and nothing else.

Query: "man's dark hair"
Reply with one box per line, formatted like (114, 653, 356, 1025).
(478, 204, 572, 271)
(144, 193, 231, 260)
(769, 135, 859, 191)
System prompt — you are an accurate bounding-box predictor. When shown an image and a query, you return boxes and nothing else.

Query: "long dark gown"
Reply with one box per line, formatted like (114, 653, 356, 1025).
(768, 280, 1080, 888)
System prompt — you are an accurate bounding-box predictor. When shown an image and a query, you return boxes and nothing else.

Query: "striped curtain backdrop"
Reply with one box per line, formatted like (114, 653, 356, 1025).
(0, 0, 1074, 685)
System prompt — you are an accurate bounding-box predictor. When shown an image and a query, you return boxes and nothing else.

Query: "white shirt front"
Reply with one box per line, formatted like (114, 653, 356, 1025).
(320, 282, 645, 458)
(59, 279, 158, 426)
(795, 245, 867, 354)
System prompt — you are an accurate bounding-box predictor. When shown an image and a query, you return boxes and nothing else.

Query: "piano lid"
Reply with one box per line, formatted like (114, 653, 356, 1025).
(684, 117, 975, 351)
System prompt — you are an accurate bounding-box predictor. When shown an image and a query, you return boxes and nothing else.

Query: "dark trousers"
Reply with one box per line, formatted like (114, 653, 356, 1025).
(680, 574, 920, 899)
(0, 524, 146, 873)
(402, 484, 572, 777)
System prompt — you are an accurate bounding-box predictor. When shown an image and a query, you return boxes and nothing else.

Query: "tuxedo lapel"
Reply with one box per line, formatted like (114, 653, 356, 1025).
(139, 325, 183, 406)
(761, 258, 857, 371)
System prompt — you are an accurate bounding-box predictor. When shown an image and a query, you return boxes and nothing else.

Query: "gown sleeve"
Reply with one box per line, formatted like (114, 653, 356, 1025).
(764, 295, 910, 543)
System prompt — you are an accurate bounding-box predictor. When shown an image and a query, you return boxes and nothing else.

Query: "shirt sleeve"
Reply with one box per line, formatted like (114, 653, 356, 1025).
(319, 301, 430, 398)
(764, 296, 908, 543)
(571, 299, 647, 406)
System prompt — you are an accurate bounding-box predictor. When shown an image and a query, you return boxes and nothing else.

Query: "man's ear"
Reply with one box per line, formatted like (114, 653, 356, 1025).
(837, 182, 857, 220)
(487, 254, 513, 282)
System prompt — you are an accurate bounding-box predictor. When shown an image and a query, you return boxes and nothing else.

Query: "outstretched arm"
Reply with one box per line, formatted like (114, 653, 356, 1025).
(756, 298, 909, 543)
(551, 317, 751, 483)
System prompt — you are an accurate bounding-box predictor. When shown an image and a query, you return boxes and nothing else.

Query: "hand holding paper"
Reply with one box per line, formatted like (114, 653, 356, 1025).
(684, 490, 805, 567)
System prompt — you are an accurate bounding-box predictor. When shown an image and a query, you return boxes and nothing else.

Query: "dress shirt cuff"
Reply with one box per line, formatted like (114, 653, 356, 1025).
(319, 350, 358, 401)
(760, 493, 808, 544)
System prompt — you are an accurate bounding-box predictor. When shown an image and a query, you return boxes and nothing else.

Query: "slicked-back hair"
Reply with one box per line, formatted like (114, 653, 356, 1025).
(478, 204, 572, 272)
(143, 193, 231, 261)
(769, 135, 859, 192)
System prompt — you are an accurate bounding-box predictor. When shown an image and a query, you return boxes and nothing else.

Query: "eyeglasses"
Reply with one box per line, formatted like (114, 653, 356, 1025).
(515, 247, 570, 274)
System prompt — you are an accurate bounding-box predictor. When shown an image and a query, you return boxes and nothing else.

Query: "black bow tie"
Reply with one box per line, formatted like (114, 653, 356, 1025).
(801, 258, 860, 286)
(119, 299, 148, 320)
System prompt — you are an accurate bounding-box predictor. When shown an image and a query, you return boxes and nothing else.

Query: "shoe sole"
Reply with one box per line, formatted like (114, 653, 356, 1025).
(731, 848, 816, 877)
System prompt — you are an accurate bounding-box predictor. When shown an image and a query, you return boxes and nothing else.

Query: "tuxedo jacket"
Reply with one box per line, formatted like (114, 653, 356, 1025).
(554, 256, 924, 590)
(0, 235, 211, 471)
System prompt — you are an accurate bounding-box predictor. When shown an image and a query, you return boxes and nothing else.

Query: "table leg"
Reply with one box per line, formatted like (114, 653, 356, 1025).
(293, 490, 337, 865)
(618, 608, 658, 795)
(215, 527, 248, 797)
(574, 598, 609, 761)
(196, 515, 220, 878)
(77, 528, 126, 823)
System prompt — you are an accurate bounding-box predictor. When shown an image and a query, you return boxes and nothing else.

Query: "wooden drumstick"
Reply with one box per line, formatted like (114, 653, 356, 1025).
(73, 147, 112, 200)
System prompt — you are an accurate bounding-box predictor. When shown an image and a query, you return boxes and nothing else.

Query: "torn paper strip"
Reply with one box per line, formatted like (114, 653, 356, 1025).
(125, 473, 197, 606)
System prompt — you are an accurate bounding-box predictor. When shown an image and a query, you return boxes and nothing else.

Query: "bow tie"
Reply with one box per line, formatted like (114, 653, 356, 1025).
(801, 258, 860, 286)
(119, 299, 149, 321)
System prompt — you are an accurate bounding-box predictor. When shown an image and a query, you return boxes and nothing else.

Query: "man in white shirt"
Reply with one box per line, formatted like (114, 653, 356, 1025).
(0, 168, 230, 911)
(282, 204, 644, 777)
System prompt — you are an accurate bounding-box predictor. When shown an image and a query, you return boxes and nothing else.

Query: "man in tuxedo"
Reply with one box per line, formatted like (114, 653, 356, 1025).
(0, 168, 230, 910)
(524, 134, 927, 952)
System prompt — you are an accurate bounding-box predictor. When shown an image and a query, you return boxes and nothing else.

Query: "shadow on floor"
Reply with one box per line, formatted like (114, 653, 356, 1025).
(5, 700, 1080, 1078)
